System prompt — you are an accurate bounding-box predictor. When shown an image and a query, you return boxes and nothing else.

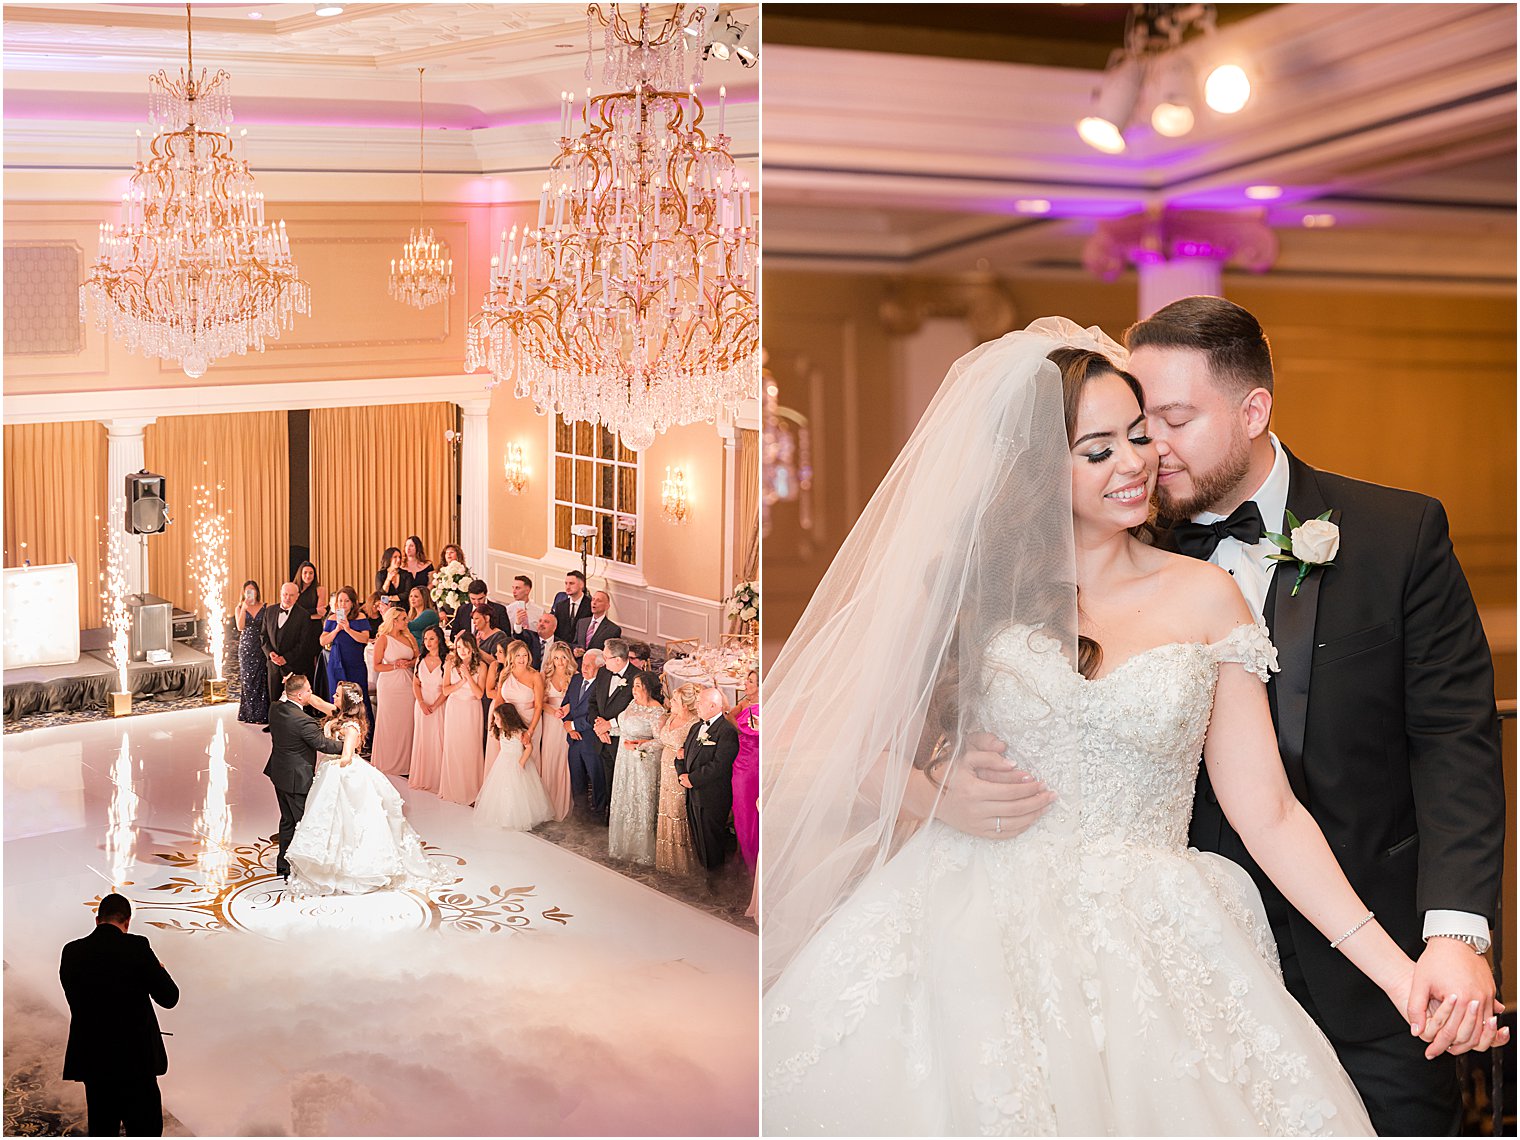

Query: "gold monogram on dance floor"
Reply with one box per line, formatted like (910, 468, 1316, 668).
(85, 838, 573, 937)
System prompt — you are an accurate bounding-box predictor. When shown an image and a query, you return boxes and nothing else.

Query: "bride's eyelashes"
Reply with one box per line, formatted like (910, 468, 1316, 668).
(1084, 434, 1152, 464)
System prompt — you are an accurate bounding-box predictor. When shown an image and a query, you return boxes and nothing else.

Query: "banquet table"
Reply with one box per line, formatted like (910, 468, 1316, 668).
(662, 649, 749, 708)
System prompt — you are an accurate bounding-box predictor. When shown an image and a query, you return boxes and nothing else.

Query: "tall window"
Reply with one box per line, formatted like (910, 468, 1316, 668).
(552, 420, 638, 565)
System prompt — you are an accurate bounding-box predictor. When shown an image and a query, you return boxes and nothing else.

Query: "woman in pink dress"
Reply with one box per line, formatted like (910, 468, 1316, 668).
(438, 631, 487, 805)
(537, 642, 577, 821)
(369, 606, 417, 776)
(732, 668, 759, 872)
(483, 642, 508, 778)
(498, 639, 543, 768)
(408, 626, 447, 793)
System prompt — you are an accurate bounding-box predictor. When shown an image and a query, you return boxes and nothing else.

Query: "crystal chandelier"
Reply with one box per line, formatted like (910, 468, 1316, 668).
(79, 4, 309, 379)
(389, 68, 455, 310)
(466, 3, 758, 452)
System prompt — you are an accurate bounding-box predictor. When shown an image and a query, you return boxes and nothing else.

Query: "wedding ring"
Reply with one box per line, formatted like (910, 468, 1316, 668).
(995, 817, 1002, 834)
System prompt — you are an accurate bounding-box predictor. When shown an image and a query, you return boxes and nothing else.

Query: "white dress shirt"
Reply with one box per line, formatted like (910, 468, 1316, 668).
(1195, 434, 1488, 950)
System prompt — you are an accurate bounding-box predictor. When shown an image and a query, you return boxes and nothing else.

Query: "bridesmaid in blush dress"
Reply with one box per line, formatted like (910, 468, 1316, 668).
(537, 642, 577, 821)
(482, 642, 509, 778)
(438, 632, 486, 805)
(498, 639, 544, 776)
(370, 606, 417, 776)
(409, 626, 447, 792)
(732, 668, 759, 872)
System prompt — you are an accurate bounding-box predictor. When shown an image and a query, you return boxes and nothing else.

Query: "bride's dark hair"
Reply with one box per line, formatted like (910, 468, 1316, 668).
(324, 681, 370, 745)
(918, 345, 1146, 778)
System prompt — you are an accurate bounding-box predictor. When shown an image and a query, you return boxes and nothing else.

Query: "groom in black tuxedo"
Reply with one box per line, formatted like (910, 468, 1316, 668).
(264, 673, 343, 878)
(1124, 296, 1505, 1135)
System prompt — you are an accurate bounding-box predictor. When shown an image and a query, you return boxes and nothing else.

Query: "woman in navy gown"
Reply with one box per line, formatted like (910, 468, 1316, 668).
(320, 586, 374, 732)
(234, 579, 269, 723)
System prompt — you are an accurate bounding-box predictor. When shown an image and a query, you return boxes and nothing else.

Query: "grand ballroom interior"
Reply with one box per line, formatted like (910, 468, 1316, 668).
(759, 2, 1515, 1130)
(2, 2, 759, 1135)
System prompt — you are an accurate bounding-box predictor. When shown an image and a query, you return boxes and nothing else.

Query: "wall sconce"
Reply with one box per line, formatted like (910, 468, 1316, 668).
(443, 428, 461, 457)
(502, 442, 529, 495)
(661, 466, 690, 524)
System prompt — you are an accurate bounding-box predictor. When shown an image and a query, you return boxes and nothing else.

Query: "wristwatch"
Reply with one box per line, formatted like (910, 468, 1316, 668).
(1426, 932, 1491, 955)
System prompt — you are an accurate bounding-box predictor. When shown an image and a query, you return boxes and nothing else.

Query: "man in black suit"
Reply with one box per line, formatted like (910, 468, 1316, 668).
(522, 612, 565, 672)
(574, 590, 622, 658)
(260, 581, 316, 729)
(565, 649, 605, 814)
(555, 570, 593, 658)
(1124, 297, 1503, 1134)
(675, 687, 740, 880)
(60, 893, 180, 1137)
(448, 579, 511, 643)
(264, 673, 344, 879)
(588, 638, 636, 822)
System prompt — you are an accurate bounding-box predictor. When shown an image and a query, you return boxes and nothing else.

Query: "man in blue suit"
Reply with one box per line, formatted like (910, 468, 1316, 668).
(564, 648, 605, 816)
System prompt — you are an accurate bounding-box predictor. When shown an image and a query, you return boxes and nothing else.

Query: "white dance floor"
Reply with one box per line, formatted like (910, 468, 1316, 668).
(3, 705, 758, 1136)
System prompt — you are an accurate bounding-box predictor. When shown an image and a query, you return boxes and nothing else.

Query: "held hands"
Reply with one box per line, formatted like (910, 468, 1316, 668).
(929, 732, 1057, 839)
(1406, 938, 1508, 1058)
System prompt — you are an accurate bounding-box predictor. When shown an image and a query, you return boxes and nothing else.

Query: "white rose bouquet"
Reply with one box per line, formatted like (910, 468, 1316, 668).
(430, 560, 472, 615)
(726, 580, 760, 626)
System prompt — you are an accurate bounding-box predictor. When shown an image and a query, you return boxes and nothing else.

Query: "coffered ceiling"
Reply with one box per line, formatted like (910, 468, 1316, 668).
(3, 2, 759, 197)
(763, 3, 1515, 289)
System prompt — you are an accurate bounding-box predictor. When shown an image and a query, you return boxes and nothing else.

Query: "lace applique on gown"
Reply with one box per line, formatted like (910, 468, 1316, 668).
(763, 621, 1372, 1137)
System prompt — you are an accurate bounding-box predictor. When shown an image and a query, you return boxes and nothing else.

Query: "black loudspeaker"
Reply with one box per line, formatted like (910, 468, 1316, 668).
(125, 470, 168, 535)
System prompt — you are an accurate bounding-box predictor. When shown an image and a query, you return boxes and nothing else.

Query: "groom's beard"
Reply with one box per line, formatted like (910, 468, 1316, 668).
(1156, 427, 1252, 524)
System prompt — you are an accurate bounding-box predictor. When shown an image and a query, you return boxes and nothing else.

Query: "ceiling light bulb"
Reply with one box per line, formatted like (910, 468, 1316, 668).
(1150, 55, 1196, 137)
(1204, 63, 1251, 113)
(1302, 214, 1336, 228)
(1077, 116, 1126, 154)
(1244, 184, 1282, 200)
(315, 4, 344, 16)
(248, 10, 263, 18)
(1015, 199, 1051, 214)
(1151, 102, 1195, 136)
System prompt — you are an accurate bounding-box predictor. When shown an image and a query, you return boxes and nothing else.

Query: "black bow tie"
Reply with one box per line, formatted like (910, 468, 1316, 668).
(1172, 501, 1266, 561)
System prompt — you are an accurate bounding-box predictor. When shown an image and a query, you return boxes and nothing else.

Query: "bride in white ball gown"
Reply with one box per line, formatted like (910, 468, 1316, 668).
(286, 681, 446, 896)
(760, 320, 1494, 1136)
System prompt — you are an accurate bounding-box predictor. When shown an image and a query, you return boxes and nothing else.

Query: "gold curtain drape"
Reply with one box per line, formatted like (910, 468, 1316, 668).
(309, 402, 458, 600)
(735, 428, 760, 583)
(3, 421, 108, 628)
(144, 412, 290, 615)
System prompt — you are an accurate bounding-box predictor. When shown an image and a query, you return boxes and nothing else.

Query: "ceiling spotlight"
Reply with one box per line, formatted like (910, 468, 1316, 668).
(1244, 184, 1282, 200)
(1077, 55, 1143, 155)
(705, 14, 745, 62)
(1204, 63, 1251, 113)
(1150, 56, 1196, 137)
(314, 4, 344, 16)
(1301, 213, 1336, 228)
(248, 10, 263, 18)
(1015, 199, 1052, 214)
(734, 22, 759, 67)
(682, 5, 723, 44)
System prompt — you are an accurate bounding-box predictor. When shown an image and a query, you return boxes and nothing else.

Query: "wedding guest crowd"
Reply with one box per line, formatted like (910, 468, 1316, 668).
(240, 541, 758, 889)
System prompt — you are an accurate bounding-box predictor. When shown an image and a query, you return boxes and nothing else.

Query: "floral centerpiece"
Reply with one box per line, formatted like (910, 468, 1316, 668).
(430, 559, 471, 617)
(726, 580, 759, 631)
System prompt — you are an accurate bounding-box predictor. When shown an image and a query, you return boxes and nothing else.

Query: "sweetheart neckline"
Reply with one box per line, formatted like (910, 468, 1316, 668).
(1078, 638, 1214, 684)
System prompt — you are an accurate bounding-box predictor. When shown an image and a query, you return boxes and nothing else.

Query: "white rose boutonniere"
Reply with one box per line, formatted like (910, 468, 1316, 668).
(698, 724, 712, 745)
(1265, 510, 1339, 597)
(609, 675, 626, 694)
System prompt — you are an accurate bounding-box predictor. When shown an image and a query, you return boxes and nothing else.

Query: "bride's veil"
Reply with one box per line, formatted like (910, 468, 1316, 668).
(761, 317, 1129, 987)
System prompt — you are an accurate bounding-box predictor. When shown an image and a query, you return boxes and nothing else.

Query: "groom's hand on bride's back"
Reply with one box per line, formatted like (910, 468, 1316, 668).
(929, 731, 1055, 840)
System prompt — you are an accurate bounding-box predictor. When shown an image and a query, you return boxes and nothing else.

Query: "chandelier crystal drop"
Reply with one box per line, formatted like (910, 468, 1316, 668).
(389, 67, 455, 310)
(466, 3, 758, 452)
(79, 4, 309, 379)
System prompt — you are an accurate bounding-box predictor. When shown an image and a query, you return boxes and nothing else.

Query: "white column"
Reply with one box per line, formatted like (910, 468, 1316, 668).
(101, 417, 155, 597)
(458, 398, 492, 587)
(1137, 257, 1225, 320)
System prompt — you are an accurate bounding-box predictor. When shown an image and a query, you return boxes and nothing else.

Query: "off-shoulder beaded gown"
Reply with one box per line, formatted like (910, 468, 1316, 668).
(763, 622, 1373, 1137)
